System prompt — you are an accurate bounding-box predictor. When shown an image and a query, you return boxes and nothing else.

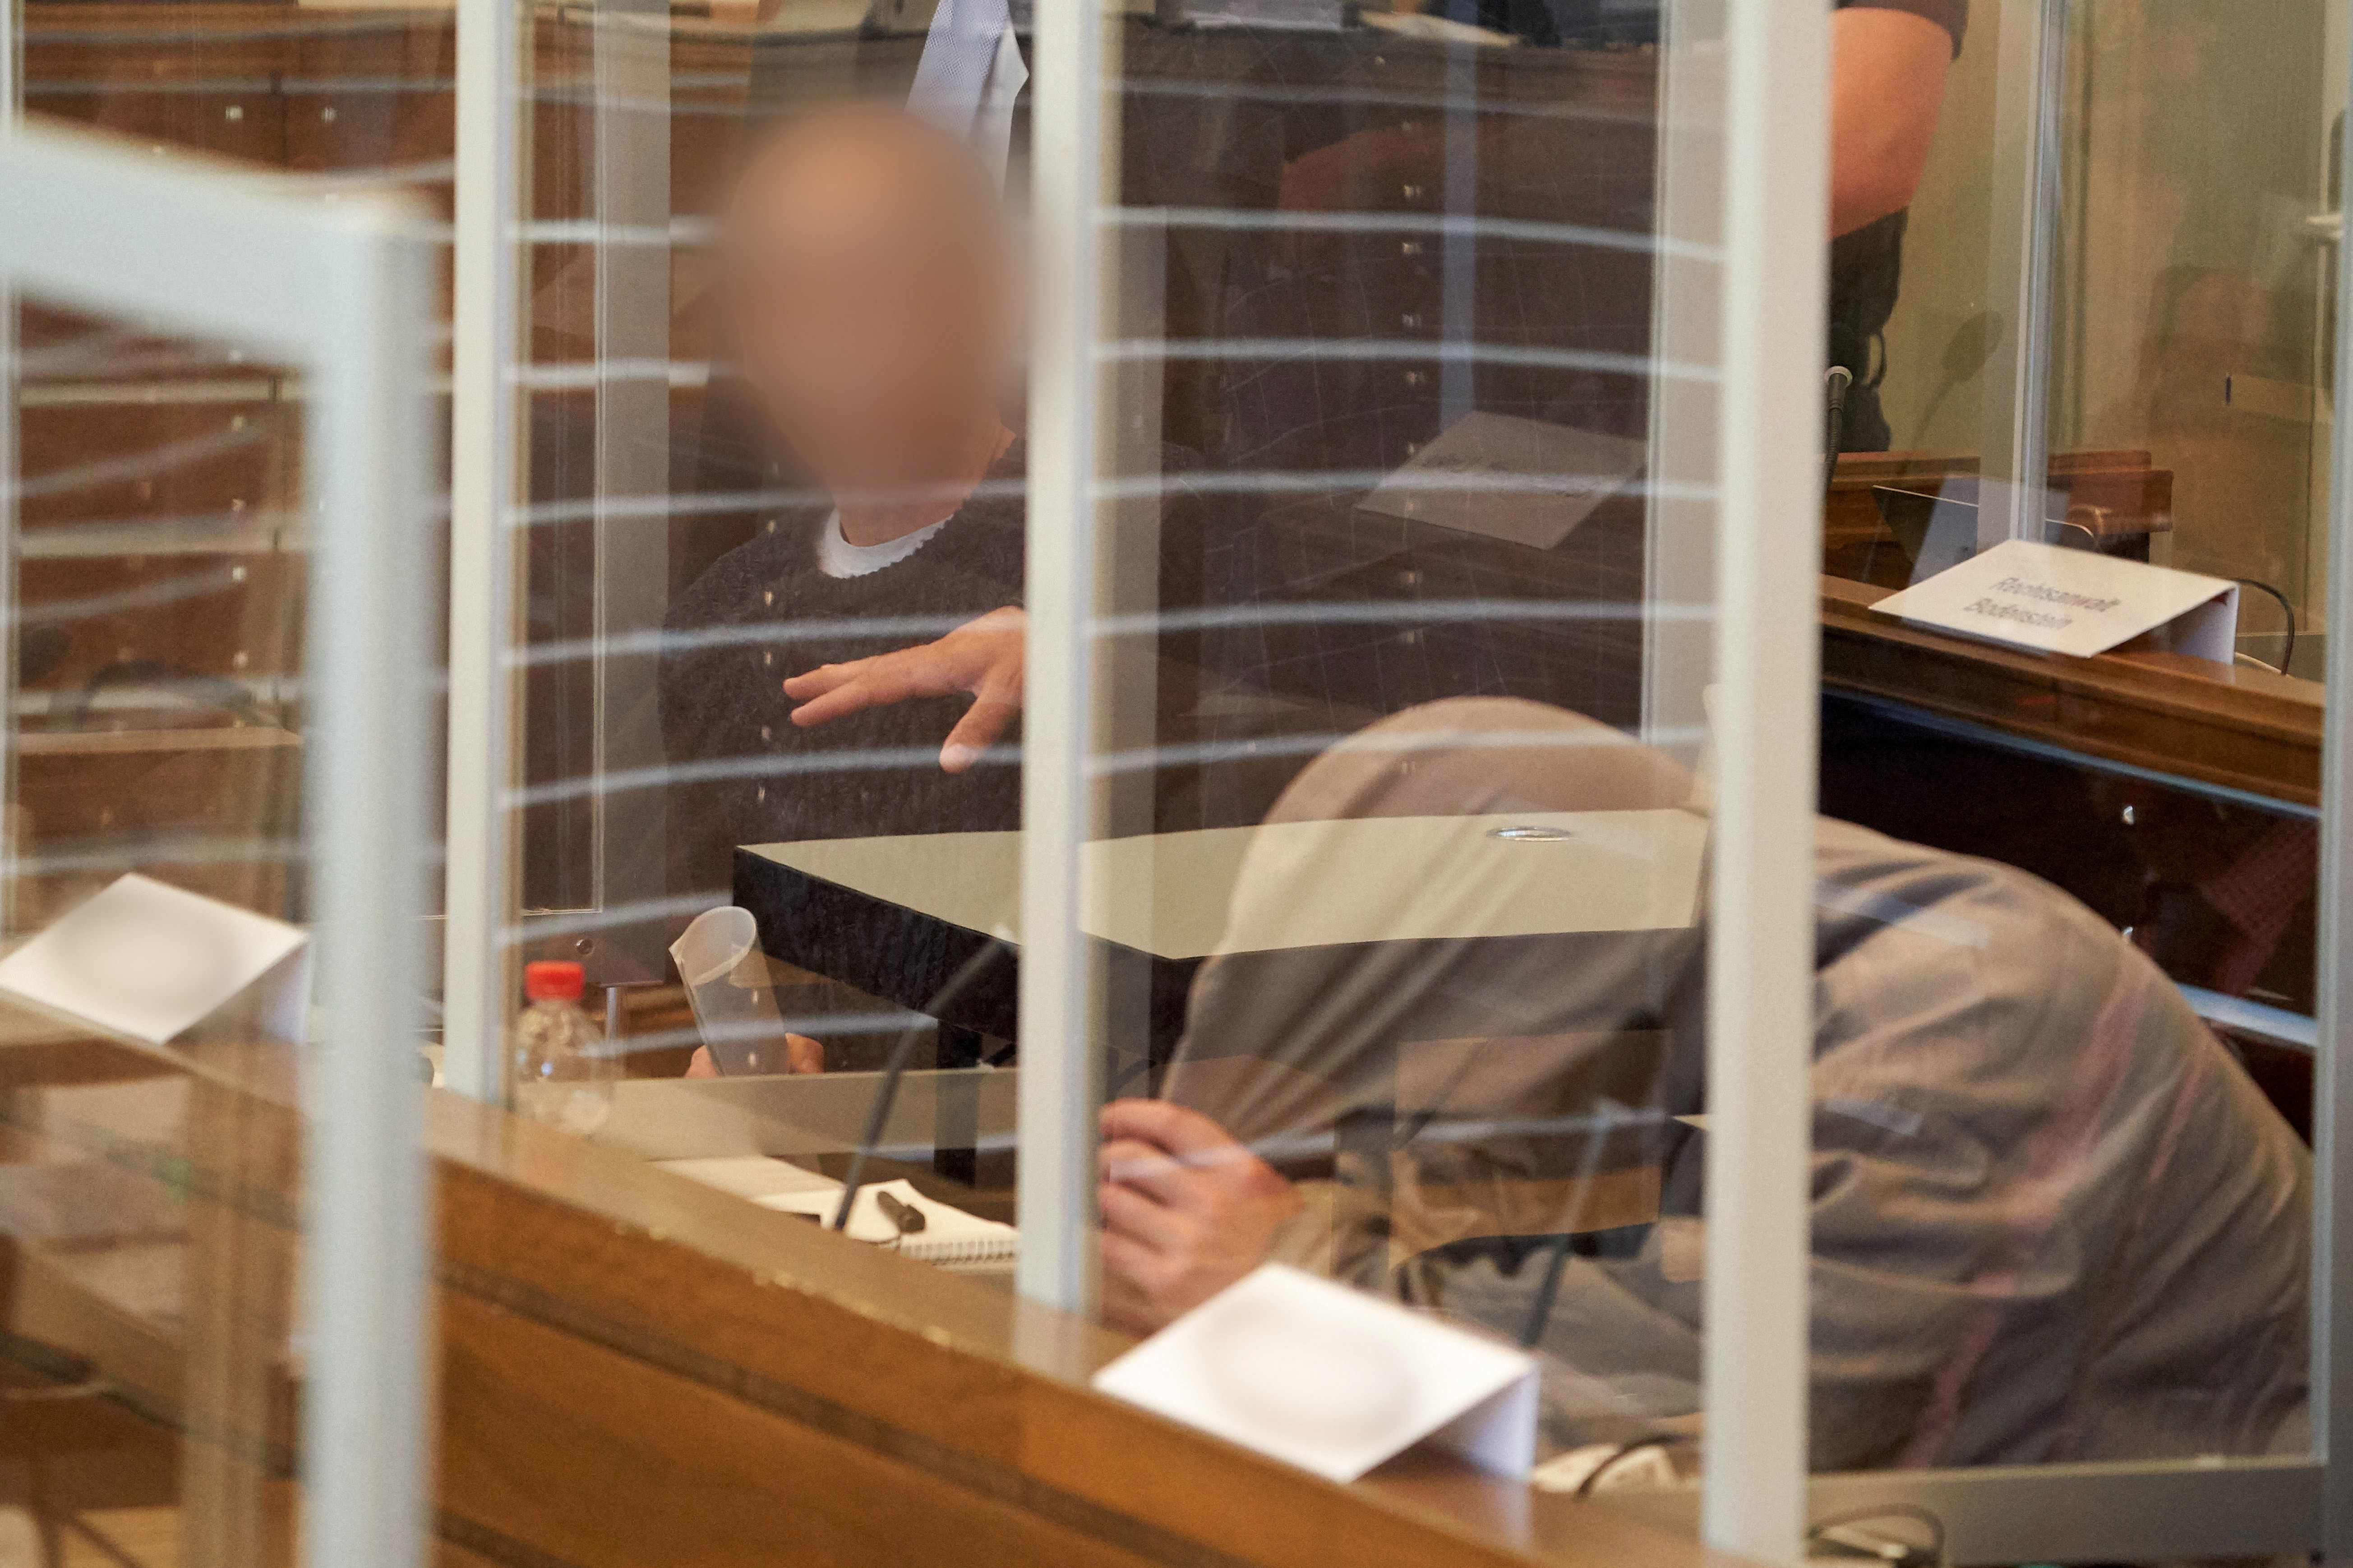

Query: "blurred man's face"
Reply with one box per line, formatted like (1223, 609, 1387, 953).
(725, 112, 1013, 491)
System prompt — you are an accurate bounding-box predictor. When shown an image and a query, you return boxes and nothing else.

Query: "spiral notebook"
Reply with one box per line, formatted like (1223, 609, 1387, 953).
(757, 1179, 1020, 1266)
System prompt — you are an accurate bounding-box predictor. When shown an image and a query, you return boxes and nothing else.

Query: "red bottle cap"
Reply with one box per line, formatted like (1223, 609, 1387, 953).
(524, 961, 586, 1002)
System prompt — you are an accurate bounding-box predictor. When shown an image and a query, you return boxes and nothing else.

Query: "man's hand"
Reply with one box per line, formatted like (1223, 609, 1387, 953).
(1097, 1098, 1299, 1337)
(685, 1032, 824, 1077)
(782, 605, 1024, 773)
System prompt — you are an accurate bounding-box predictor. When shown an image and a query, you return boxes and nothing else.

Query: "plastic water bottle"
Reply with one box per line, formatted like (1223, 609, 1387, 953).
(509, 961, 614, 1136)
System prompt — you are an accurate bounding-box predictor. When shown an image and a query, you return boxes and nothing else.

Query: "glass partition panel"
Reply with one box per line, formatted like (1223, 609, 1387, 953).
(1065, 0, 1758, 1508)
(2047, 0, 2339, 679)
(2, 305, 316, 1463)
(5, 15, 445, 1565)
(0, 232, 431, 1568)
(1798, 18, 2334, 1450)
(480, 2, 1038, 1231)
(1867, 0, 1997, 462)
(1784, 0, 2337, 1554)
(19, 0, 466, 1058)
(443, 0, 2339, 1560)
(8, 299, 305, 932)
(475, 0, 1762, 1402)
(1817, 0, 2012, 591)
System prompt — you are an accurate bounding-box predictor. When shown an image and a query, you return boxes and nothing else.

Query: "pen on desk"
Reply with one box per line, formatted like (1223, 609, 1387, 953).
(875, 1189, 927, 1235)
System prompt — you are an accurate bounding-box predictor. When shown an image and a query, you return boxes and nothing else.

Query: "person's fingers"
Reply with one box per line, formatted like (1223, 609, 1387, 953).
(1097, 1227, 1162, 1279)
(940, 689, 1020, 772)
(1097, 1136, 1200, 1208)
(786, 672, 893, 727)
(1100, 1097, 1250, 1161)
(1097, 1231, 1175, 1336)
(786, 611, 1024, 740)
(684, 1046, 717, 1079)
(1097, 1178, 1188, 1250)
(786, 662, 923, 728)
(794, 636, 1006, 728)
(963, 604, 1026, 635)
(781, 658, 870, 701)
(784, 1033, 825, 1074)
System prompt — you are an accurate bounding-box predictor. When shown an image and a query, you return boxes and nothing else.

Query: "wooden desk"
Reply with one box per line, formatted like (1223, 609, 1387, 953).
(1819, 569, 2325, 1063)
(1820, 573, 2322, 808)
(0, 1025, 1742, 1568)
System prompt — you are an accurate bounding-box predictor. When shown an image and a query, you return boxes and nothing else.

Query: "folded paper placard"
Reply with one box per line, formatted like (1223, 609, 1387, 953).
(1091, 1263, 1536, 1483)
(1871, 538, 2239, 663)
(0, 873, 308, 1046)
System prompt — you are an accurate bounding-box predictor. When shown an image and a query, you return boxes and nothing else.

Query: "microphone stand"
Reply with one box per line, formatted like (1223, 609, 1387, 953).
(831, 937, 1010, 1231)
(1823, 363, 1854, 498)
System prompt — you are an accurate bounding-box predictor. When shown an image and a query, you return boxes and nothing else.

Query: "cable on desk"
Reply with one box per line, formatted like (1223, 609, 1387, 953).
(1806, 1503, 1948, 1568)
(2231, 576, 2296, 671)
(831, 936, 1008, 1231)
(1574, 1437, 1677, 1497)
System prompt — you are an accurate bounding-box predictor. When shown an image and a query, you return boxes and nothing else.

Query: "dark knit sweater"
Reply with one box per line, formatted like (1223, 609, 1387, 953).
(660, 448, 1029, 897)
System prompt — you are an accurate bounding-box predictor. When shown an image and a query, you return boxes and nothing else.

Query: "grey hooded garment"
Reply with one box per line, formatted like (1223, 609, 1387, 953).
(1160, 696, 2309, 1471)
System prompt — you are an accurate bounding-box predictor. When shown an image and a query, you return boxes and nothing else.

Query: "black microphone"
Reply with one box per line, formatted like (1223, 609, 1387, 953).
(831, 936, 1009, 1231)
(1823, 364, 1855, 497)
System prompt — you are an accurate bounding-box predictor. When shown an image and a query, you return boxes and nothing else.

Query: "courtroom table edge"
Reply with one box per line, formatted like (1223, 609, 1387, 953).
(732, 842, 1199, 1061)
(1820, 572, 2322, 807)
(420, 1082, 1739, 1568)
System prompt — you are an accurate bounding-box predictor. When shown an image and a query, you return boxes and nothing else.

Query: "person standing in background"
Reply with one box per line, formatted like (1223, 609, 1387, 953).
(1828, 0, 1965, 450)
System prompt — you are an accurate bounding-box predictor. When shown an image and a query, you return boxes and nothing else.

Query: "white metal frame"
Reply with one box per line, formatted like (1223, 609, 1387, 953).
(446, 0, 686, 1102)
(1, 0, 18, 938)
(1018, 0, 1113, 1313)
(1702, 0, 1829, 1554)
(2313, 73, 2353, 1567)
(0, 123, 434, 1568)
(445, 0, 525, 1102)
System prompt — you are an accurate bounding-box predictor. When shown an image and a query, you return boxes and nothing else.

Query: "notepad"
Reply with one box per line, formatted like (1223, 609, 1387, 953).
(757, 1179, 1019, 1266)
(654, 1155, 839, 1203)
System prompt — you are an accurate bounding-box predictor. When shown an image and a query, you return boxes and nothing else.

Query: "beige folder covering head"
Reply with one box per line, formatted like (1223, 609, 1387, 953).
(1162, 698, 1704, 1270)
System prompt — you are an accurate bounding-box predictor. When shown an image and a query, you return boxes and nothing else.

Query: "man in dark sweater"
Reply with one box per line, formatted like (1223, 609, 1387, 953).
(665, 107, 1244, 1077)
(660, 107, 1031, 899)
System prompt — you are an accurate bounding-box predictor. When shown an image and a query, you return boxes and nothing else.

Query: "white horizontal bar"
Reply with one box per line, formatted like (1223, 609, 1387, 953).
(2179, 984, 2320, 1050)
